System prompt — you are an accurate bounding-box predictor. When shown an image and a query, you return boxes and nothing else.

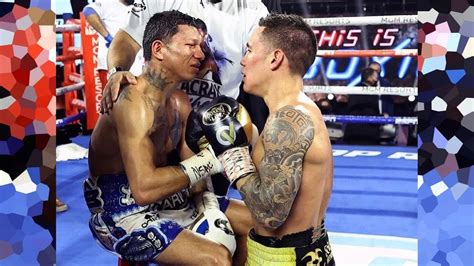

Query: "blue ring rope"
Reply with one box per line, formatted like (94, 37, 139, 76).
(323, 115, 417, 125)
(56, 112, 86, 128)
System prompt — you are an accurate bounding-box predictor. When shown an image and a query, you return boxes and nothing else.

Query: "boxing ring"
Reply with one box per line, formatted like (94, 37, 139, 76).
(56, 15, 103, 132)
(56, 14, 417, 266)
(57, 136, 417, 265)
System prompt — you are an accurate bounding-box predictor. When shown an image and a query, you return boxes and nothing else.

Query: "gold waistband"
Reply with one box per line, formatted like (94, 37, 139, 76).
(246, 236, 296, 266)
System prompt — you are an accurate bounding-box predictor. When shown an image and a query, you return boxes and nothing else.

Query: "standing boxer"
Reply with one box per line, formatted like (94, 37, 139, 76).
(85, 11, 235, 265)
(196, 14, 335, 265)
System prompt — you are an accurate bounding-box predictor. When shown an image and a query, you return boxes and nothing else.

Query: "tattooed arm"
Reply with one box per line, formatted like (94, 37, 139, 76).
(237, 106, 315, 230)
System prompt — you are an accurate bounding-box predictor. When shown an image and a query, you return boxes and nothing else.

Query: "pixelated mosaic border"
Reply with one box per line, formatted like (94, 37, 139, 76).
(0, 1, 56, 265)
(418, 1, 474, 265)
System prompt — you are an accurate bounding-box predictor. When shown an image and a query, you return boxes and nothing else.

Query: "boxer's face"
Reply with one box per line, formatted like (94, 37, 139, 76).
(162, 25, 205, 81)
(240, 27, 269, 95)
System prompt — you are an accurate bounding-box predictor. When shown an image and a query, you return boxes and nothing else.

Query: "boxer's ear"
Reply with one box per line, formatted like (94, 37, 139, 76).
(152, 40, 165, 60)
(270, 49, 284, 71)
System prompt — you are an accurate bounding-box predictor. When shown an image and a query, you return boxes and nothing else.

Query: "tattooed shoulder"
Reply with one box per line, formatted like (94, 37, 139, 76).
(117, 86, 132, 102)
(117, 86, 154, 111)
(265, 106, 315, 150)
(141, 94, 155, 111)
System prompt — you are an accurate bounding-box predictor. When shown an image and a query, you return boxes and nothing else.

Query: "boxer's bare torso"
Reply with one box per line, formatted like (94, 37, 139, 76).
(248, 95, 333, 238)
(88, 82, 187, 177)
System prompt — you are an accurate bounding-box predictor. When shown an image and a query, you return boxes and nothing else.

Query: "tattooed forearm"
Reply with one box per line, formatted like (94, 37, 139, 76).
(144, 68, 172, 91)
(239, 106, 314, 230)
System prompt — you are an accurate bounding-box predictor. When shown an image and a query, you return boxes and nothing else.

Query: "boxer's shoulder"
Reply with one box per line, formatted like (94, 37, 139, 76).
(262, 105, 315, 154)
(170, 89, 192, 116)
(270, 105, 315, 131)
(110, 85, 157, 129)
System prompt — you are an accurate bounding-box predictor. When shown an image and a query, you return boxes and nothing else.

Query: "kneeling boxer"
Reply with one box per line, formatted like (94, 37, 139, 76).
(193, 13, 335, 266)
(84, 11, 252, 265)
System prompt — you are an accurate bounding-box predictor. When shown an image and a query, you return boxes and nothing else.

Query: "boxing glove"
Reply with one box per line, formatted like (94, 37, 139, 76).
(195, 96, 257, 187)
(194, 96, 253, 155)
(185, 110, 206, 154)
(190, 191, 236, 255)
(187, 97, 260, 153)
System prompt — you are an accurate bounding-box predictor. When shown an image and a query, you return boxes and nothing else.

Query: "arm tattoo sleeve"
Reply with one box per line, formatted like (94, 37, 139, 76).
(239, 106, 315, 230)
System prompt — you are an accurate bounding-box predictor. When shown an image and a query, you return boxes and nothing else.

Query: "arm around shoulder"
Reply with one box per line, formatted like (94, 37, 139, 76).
(100, 30, 140, 113)
(107, 30, 141, 71)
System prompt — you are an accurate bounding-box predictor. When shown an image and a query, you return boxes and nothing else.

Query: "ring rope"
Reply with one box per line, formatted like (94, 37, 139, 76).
(56, 16, 417, 32)
(57, 82, 85, 96)
(55, 24, 81, 32)
(304, 86, 417, 96)
(323, 115, 417, 125)
(56, 112, 86, 128)
(57, 54, 83, 62)
(68, 75, 84, 83)
(317, 49, 417, 58)
(305, 15, 417, 27)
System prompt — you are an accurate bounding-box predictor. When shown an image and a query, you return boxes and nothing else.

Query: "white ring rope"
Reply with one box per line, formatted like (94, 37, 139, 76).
(317, 49, 417, 58)
(69, 75, 84, 83)
(55, 24, 81, 32)
(304, 15, 417, 27)
(56, 82, 85, 96)
(304, 85, 417, 96)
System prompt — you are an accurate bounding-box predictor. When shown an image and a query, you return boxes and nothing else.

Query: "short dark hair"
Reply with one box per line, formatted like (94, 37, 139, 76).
(193, 18, 207, 33)
(368, 61, 381, 72)
(258, 13, 317, 76)
(143, 10, 199, 61)
(368, 62, 381, 68)
(361, 67, 377, 82)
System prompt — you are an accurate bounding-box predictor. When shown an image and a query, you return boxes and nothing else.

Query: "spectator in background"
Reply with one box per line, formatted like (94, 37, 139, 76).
(343, 67, 381, 145)
(368, 61, 416, 145)
(368, 61, 397, 144)
(368, 61, 393, 116)
(333, 93, 349, 115)
(368, 62, 389, 87)
(308, 93, 333, 115)
(83, 0, 143, 90)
